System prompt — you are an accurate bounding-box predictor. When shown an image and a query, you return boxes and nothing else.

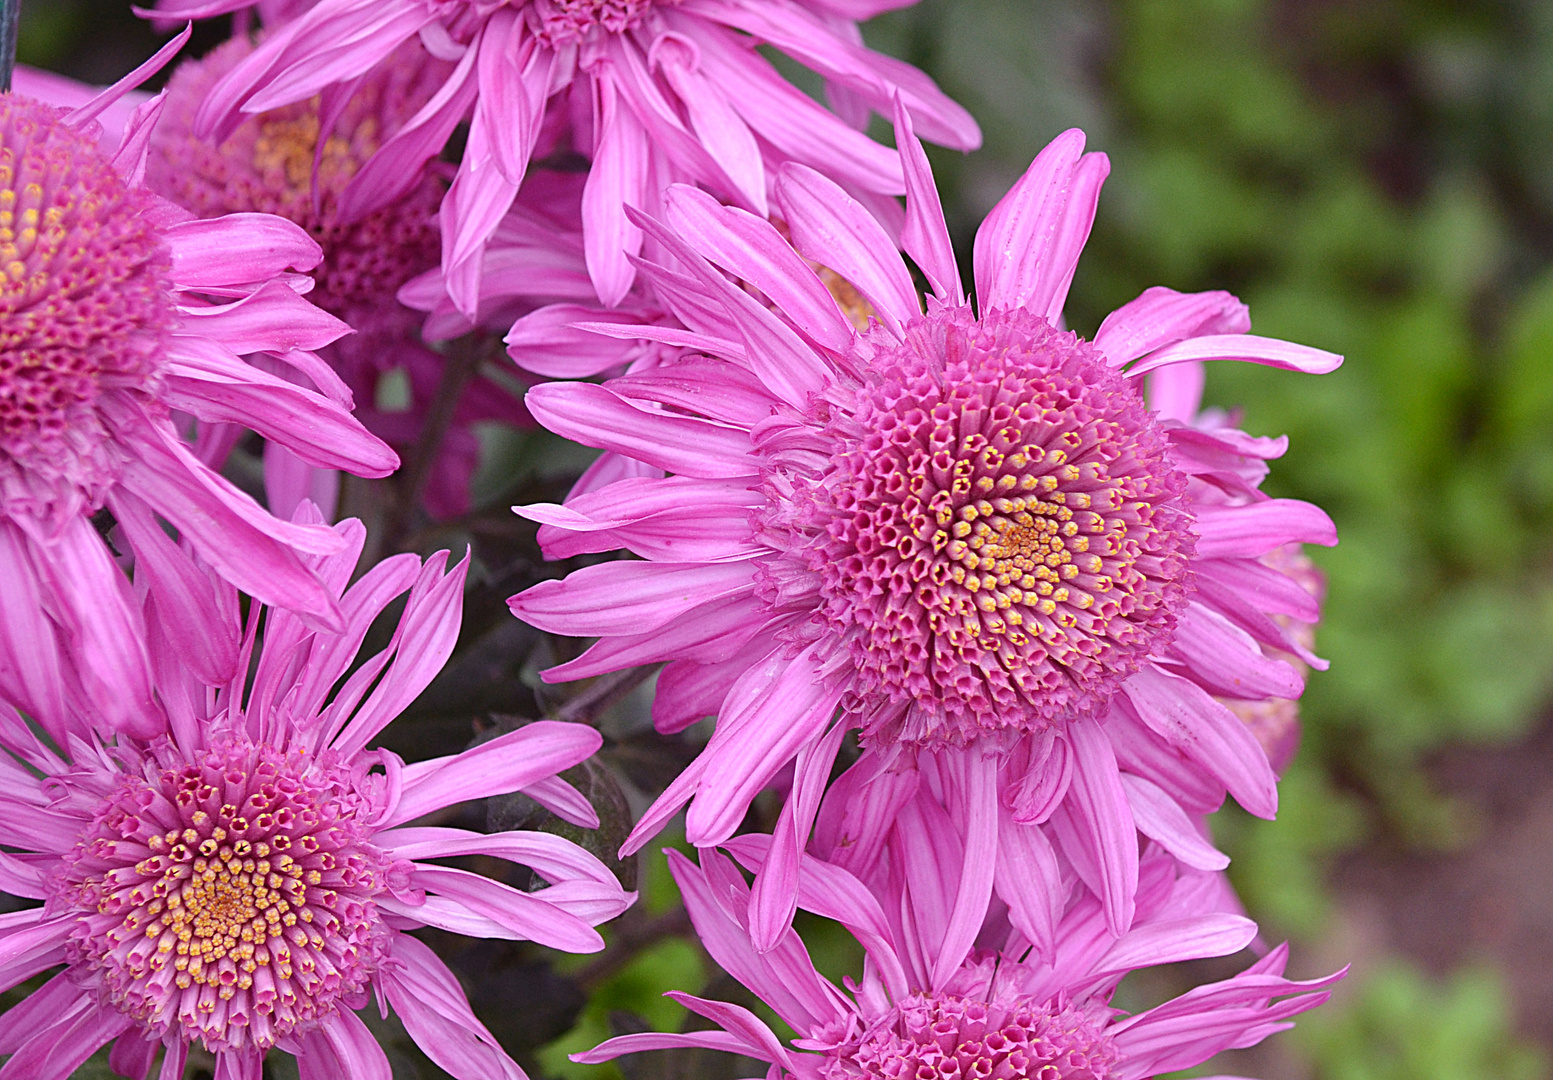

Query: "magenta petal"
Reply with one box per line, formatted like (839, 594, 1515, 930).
(511, 561, 755, 637)
(571, 1030, 763, 1065)
(776, 163, 920, 334)
(1146, 362, 1207, 422)
(1062, 717, 1139, 937)
(1169, 603, 1304, 700)
(0, 525, 67, 739)
(383, 721, 602, 827)
(1094, 287, 1250, 367)
(892, 94, 963, 306)
(525, 381, 758, 478)
(686, 646, 843, 846)
(1194, 499, 1338, 558)
(1123, 665, 1280, 820)
(288, 1010, 392, 1080)
(583, 76, 650, 306)
(994, 807, 1064, 963)
(748, 719, 847, 952)
(1092, 913, 1257, 976)
(930, 750, 999, 990)
(1120, 773, 1230, 872)
(64, 23, 190, 130)
(973, 129, 1108, 321)
(506, 305, 648, 378)
(408, 865, 604, 951)
(379, 936, 525, 1080)
(1126, 333, 1344, 378)
(662, 185, 853, 353)
(163, 213, 323, 285)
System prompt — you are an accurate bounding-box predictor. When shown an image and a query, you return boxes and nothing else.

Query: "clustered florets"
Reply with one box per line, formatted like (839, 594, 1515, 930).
(52, 740, 405, 1053)
(764, 305, 1194, 749)
(822, 990, 1119, 1080)
(0, 94, 171, 525)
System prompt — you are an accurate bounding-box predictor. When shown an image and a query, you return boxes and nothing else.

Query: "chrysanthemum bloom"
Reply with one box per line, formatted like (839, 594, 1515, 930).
(0, 42, 398, 741)
(0, 509, 633, 1080)
(158, 0, 979, 312)
(575, 835, 1342, 1080)
(144, 34, 527, 520)
(509, 106, 1341, 941)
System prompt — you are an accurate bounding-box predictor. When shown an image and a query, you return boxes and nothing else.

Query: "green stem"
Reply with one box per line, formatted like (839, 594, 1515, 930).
(0, 0, 20, 93)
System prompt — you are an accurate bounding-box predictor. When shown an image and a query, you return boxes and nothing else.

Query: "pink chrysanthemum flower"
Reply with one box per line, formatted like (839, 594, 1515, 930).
(508, 106, 1340, 941)
(0, 508, 633, 1080)
(144, 35, 528, 520)
(155, 0, 979, 312)
(575, 834, 1342, 1080)
(0, 41, 398, 741)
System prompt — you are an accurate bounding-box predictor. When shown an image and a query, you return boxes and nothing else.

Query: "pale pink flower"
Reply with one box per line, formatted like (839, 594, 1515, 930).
(508, 107, 1339, 941)
(156, 0, 980, 313)
(0, 37, 398, 740)
(576, 832, 1342, 1080)
(0, 507, 632, 1080)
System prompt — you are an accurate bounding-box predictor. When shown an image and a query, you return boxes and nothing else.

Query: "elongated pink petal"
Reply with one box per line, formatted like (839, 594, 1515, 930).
(163, 213, 323, 285)
(973, 129, 1108, 321)
(994, 807, 1064, 963)
(1094, 287, 1250, 367)
(1126, 333, 1343, 378)
(505, 304, 651, 378)
(383, 721, 602, 827)
(893, 94, 962, 305)
(776, 163, 920, 334)
(1169, 603, 1304, 700)
(1193, 500, 1337, 558)
(686, 646, 842, 846)
(525, 381, 758, 478)
(571, 1030, 763, 1064)
(288, 1010, 391, 1080)
(380, 935, 526, 1080)
(511, 561, 756, 637)
(408, 865, 605, 951)
(931, 749, 999, 990)
(583, 75, 649, 306)
(663, 185, 853, 352)
(1121, 773, 1230, 872)
(64, 24, 190, 130)
(1092, 914, 1257, 976)
(1124, 665, 1279, 819)
(1062, 717, 1138, 936)
(1147, 362, 1207, 422)
(539, 592, 767, 682)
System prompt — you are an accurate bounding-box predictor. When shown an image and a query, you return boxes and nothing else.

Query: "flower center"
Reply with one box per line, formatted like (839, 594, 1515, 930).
(148, 38, 444, 329)
(823, 991, 1118, 1080)
(0, 94, 170, 456)
(531, 0, 671, 40)
(54, 740, 398, 1054)
(778, 306, 1193, 748)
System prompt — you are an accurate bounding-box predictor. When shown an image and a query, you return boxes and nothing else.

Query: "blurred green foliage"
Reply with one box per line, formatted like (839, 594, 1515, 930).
(1298, 962, 1548, 1080)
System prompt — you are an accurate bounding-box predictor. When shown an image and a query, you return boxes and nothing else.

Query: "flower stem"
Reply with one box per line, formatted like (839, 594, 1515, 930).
(0, 0, 20, 93)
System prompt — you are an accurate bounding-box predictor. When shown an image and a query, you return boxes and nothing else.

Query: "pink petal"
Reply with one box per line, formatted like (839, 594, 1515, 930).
(685, 646, 843, 846)
(525, 381, 758, 478)
(408, 865, 605, 951)
(583, 76, 649, 306)
(1094, 287, 1250, 368)
(63, 24, 190, 130)
(379, 936, 525, 1080)
(1123, 665, 1280, 819)
(1147, 362, 1207, 423)
(1168, 602, 1304, 700)
(163, 213, 323, 286)
(662, 185, 853, 353)
(776, 163, 920, 335)
(892, 94, 962, 306)
(1126, 333, 1344, 378)
(505, 304, 651, 378)
(994, 807, 1064, 963)
(1120, 773, 1230, 872)
(383, 721, 603, 827)
(973, 129, 1108, 320)
(930, 749, 999, 989)
(571, 1030, 764, 1065)
(653, 34, 768, 214)
(538, 592, 767, 682)
(1092, 913, 1257, 976)
(511, 561, 756, 637)
(288, 1010, 392, 1080)
(1061, 716, 1139, 936)
(1193, 499, 1337, 558)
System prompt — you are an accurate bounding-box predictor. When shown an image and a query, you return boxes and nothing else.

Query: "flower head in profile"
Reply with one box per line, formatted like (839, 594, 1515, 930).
(576, 833, 1342, 1080)
(0, 40, 399, 740)
(0, 509, 632, 1080)
(155, 0, 979, 313)
(509, 104, 1339, 941)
